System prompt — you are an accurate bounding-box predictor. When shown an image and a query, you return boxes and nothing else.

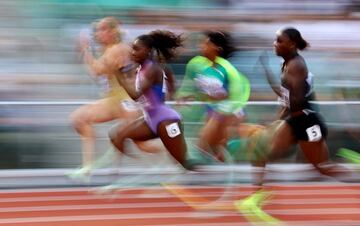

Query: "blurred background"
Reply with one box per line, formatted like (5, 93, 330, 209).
(0, 0, 359, 169)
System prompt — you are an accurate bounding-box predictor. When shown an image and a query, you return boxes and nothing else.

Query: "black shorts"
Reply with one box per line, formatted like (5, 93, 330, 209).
(286, 109, 328, 142)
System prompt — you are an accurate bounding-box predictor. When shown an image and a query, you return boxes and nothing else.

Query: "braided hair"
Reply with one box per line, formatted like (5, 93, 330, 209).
(136, 30, 183, 63)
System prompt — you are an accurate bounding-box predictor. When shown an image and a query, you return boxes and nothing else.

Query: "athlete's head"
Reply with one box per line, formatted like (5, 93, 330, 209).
(131, 30, 183, 64)
(94, 17, 122, 45)
(201, 31, 236, 60)
(274, 27, 309, 57)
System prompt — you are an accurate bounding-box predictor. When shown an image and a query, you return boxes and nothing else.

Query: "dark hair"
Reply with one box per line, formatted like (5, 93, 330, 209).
(282, 27, 309, 50)
(205, 31, 237, 58)
(137, 30, 183, 62)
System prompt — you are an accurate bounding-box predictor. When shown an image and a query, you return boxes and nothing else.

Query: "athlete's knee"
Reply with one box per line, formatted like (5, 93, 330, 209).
(69, 112, 91, 134)
(108, 125, 119, 144)
(108, 125, 125, 152)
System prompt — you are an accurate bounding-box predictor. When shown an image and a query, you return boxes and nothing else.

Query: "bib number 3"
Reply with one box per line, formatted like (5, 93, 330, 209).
(306, 125, 322, 142)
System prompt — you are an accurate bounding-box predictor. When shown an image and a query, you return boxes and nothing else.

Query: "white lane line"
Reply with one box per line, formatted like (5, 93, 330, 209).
(149, 223, 252, 226)
(0, 202, 187, 213)
(271, 189, 360, 195)
(267, 208, 360, 215)
(148, 221, 360, 226)
(0, 195, 119, 203)
(0, 187, 93, 194)
(0, 208, 358, 224)
(0, 189, 358, 203)
(0, 212, 240, 224)
(0, 182, 358, 194)
(0, 198, 358, 213)
(270, 198, 359, 205)
(131, 189, 360, 197)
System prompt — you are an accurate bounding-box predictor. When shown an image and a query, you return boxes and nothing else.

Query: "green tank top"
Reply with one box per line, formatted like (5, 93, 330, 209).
(176, 55, 251, 114)
(214, 56, 251, 114)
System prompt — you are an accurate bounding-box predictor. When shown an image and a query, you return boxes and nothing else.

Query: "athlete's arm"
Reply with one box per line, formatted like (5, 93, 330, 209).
(285, 59, 308, 111)
(80, 40, 108, 76)
(164, 66, 176, 100)
(259, 53, 282, 97)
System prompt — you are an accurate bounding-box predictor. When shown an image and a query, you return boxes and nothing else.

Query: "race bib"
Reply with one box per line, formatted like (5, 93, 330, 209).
(306, 124, 322, 142)
(166, 122, 181, 138)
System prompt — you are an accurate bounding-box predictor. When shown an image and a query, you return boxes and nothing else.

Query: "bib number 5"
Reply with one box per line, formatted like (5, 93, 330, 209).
(306, 125, 322, 142)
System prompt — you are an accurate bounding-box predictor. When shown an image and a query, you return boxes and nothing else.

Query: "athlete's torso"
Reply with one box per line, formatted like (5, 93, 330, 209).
(280, 56, 314, 113)
(99, 43, 132, 100)
(135, 60, 168, 111)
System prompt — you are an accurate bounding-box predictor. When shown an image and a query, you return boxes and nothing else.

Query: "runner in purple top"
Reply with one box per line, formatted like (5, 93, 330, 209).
(110, 30, 188, 169)
(135, 59, 181, 133)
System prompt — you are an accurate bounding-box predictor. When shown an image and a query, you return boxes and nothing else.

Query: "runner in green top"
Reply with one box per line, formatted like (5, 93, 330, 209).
(176, 31, 251, 168)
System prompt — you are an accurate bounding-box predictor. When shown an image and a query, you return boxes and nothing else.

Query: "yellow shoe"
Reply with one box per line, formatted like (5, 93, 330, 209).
(234, 190, 284, 226)
(337, 148, 360, 165)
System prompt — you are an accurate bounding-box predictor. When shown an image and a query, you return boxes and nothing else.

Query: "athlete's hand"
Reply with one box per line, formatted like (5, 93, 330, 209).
(79, 29, 90, 52)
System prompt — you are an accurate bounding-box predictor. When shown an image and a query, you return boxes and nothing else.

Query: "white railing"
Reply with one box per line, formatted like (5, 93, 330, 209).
(0, 100, 359, 106)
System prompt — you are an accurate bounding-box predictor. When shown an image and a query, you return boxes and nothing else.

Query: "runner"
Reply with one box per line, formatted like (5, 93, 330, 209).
(69, 17, 156, 181)
(109, 30, 189, 169)
(177, 31, 250, 167)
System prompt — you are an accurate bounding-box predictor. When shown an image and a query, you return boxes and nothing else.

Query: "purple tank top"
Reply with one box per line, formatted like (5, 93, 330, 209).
(134, 60, 180, 134)
(135, 60, 168, 111)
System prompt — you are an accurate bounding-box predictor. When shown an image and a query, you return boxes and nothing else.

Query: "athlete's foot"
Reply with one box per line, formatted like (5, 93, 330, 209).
(91, 184, 117, 194)
(235, 189, 271, 210)
(66, 166, 91, 183)
(337, 148, 360, 165)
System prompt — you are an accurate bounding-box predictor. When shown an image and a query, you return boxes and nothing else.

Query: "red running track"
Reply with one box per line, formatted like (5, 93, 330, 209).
(0, 184, 358, 226)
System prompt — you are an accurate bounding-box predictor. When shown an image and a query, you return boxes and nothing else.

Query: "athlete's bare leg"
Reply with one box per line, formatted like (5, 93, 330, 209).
(70, 98, 141, 170)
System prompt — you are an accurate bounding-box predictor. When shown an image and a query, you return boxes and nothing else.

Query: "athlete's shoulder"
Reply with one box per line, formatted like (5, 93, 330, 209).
(215, 56, 239, 76)
(185, 56, 212, 75)
(113, 42, 131, 53)
(287, 56, 307, 75)
(215, 57, 235, 70)
(187, 55, 212, 66)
